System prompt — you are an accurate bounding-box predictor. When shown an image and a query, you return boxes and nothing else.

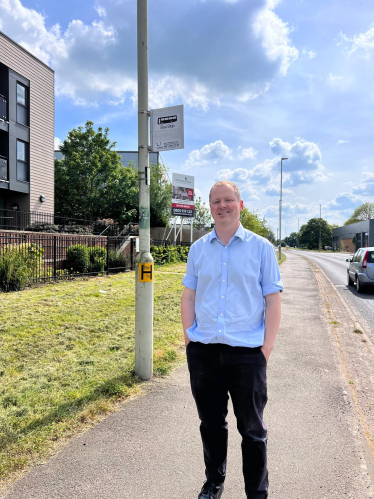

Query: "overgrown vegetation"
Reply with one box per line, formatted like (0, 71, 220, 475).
(0, 270, 185, 487)
(151, 245, 189, 265)
(0, 244, 43, 292)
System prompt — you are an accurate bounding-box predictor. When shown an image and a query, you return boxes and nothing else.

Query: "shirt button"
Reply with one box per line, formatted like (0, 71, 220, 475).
(219, 330, 222, 333)
(223, 279, 225, 282)
(225, 246, 227, 249)
(220, 313, 223, 316)
(223, 263, 226, 265)
(221, 296, 224, 298)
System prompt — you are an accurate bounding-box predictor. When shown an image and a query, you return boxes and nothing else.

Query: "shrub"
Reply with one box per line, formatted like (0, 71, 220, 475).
(88, 246, 107, 272)
(66, 245, 90, 273)
(0, 243, 43, 292)
(25, 222, 59, 233)
(60, 224, 93, 235)
(150, 245, 190, 265)
(108, 249, 129, 271)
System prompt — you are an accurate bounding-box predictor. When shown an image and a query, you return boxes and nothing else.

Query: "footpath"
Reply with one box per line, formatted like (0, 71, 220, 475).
(2, 252, 374, 499)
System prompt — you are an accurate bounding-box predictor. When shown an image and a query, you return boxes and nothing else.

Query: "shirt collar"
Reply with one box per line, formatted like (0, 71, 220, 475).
(209, 223, 245, 243)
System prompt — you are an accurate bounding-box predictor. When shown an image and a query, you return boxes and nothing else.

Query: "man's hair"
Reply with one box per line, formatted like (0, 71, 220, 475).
(209, 181, 241, 202)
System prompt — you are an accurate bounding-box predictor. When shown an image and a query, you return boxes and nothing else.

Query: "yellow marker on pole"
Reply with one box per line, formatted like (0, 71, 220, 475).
(139, 263, 153, 282)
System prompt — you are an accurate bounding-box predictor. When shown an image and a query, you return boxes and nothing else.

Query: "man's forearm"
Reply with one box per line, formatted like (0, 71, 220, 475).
(262, 292, 281, 360)
(181, 289, 196, 346)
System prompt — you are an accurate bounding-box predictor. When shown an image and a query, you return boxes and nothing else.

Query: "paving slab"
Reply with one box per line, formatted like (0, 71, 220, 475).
(2, 252, 373, 498)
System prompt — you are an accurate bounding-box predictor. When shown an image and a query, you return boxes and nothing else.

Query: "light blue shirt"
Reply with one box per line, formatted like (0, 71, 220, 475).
(182, 223, 283, 348)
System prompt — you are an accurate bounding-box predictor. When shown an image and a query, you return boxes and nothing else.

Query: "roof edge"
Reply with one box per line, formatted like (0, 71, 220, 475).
(0, 31, 54, 73)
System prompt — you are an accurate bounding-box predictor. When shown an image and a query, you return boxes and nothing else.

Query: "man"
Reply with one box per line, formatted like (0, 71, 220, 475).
(181, 181, 282, 499)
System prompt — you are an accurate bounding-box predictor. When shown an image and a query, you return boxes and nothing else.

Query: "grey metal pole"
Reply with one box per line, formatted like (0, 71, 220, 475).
(278, 157, 288, 260)
(297, 218, 299, 248)
(319, 204, 322, 252)
(135, 0, 153, 380)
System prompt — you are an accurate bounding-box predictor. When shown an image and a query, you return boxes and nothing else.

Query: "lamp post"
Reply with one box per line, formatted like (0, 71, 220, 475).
(279, 157, 288, 260)
(319, 204, 322, 252)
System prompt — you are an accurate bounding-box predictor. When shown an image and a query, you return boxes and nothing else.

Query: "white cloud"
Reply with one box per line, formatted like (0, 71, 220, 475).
(238, 147, 258, 160)
(263, 202, 308, 217)
(308, 51, 316, 59)
(337, 140, 349, 145)
(185, 140, 232, 168)
(327, 73, 343, 86)
(352, 170, 374, 197)
(95, 6, 107, 17)
(214, 137, 330, 198)
(325, 192, 363, 211)
(0, 0, 299, 107)
(54, 137, 62, 150)
(264, 185, 292, 196)
(340, 27, 374, 53)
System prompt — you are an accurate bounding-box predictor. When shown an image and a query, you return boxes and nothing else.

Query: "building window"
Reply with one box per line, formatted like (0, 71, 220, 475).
(16, 83, 28, 126)
(17, 139, 29, 181)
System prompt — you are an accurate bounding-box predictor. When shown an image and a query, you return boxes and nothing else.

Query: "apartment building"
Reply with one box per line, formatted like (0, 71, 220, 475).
(0, 31, 54, 214)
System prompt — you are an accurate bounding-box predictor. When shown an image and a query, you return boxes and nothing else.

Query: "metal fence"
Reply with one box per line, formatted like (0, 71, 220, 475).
(0, 208, 119, 235)
(0, 232, 136, 284)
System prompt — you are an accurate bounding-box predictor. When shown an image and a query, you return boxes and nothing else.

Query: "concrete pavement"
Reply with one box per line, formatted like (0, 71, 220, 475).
(2, 252, 374, 498)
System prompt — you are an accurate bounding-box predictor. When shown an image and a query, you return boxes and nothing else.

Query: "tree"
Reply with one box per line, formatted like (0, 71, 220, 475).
(55, 121, 138, 224)
(299, 218, 332, 249)
(344, 203, 374, 225)
(284, 232, 298, 247)
(193, 197, 212, 229)
(240, 207, 269, 238)
(149, 162, 172, 227)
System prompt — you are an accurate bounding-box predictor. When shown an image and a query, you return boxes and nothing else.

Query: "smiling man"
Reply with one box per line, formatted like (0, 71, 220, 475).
(181, 180, 283, 499)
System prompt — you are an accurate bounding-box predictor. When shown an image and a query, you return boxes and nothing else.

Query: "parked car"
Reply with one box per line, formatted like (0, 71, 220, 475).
(346, 247, 374, 293)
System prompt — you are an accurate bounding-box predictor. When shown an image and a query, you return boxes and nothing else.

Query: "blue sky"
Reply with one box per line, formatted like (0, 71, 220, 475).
(1, 0, 373, 234)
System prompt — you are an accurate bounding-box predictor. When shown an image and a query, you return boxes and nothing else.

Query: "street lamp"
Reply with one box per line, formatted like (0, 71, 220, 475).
(279, 157, 288, 260)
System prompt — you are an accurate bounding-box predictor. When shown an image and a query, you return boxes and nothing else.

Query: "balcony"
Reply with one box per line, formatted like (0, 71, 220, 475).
(0, 155, 7, 184)
(0, 95, 8, 132)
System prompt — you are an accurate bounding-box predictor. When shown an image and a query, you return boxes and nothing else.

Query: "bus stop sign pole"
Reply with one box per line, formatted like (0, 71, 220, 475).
(135, 0, 154, 381)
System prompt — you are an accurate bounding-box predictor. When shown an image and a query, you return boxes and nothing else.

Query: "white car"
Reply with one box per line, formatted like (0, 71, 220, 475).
(346, 247, 374, 293)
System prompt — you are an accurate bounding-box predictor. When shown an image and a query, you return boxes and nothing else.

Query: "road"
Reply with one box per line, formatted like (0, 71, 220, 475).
(289, 249, 374, 340)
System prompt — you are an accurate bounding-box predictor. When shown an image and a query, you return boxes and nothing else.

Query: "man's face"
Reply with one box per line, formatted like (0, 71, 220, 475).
(210, 184, 244, 228)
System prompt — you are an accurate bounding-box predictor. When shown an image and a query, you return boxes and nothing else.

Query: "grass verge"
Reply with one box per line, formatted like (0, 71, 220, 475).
(0, 269, 185, 489)
(278, 253, 286, 265)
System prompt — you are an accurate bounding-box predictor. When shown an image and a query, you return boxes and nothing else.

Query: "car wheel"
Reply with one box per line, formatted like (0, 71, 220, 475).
(356, 276, 363, 293)
(347, 272, 354, 286)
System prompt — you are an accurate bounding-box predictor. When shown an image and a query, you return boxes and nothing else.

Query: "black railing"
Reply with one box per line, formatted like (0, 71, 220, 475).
(0, 94, 6, 121)
(0, 208, 119, 235)
(0, 233, 136, 285)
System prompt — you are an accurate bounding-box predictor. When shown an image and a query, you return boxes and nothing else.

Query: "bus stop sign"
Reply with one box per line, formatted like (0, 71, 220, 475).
(150, 105, 184, 152)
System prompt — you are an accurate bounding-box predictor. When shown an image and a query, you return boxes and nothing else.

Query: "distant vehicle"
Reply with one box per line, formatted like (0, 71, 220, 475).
(324, 246, 332, 250)
(346, 247, 374, 293)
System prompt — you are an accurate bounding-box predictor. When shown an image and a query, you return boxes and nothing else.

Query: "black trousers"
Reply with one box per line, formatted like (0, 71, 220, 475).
(186, 342, 268, 499)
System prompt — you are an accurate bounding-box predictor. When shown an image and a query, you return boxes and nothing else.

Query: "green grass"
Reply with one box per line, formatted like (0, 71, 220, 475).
(278, 253, 286, 265)
(0, 270, 185, 487)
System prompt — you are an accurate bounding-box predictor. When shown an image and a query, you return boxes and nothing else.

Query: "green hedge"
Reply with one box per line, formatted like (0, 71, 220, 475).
(66, 244, 108, 273)
(150, 245, 189, 265)
(88, 246, 107, 272)
(0, 243, 43, 292)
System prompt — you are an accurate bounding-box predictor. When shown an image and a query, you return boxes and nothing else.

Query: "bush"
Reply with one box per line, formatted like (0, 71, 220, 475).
(0, 243, 43, 292)
(108, 249, 129, 271)
(88, 246, 107, 272)
(150, 245, 190, 265)
(25, 222, 59, 233)
(66, 245, 90, 273)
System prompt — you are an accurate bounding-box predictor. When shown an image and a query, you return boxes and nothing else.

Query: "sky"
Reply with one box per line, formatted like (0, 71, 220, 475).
(1, 0, 374, 235)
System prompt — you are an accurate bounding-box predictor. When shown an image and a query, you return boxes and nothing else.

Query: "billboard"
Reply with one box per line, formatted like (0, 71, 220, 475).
(172, 173, 194, 217)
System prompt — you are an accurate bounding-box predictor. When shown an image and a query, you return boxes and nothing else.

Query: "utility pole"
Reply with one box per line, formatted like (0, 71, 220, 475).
(278, 157, 288, 260)
(297, 218, 299, 248)
(135, 0, 154, 380)
(277, 228, 279, 247)
(319, 204, 322, 252)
